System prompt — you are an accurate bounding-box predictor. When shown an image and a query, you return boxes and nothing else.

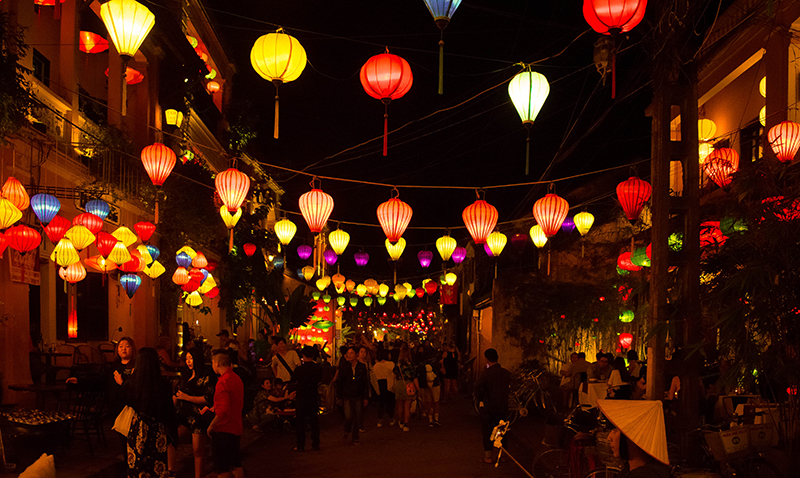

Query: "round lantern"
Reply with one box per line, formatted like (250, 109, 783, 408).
(445, 272, 457, 285)
(302, 265, 315, 281)
(250, 29, 307, 139)
(243, 243, 257, 257)
(377, 297, 387, 306)
(274, 218, 297, 245)
(424, 281, 438, 295)
(529, 225, 548, 248)
(192, 252, 208, 269)
(360, 48, 413, 156)
(394, 284, 407, 300)
(462, 196, 498, 245)
(617, 251, 642, 272)
(418, 250, 433, 268)
(619, 310, 635, 323)
(107, 242, 131, 265)
(2, 177, 29, 211)
(52, 238, 80, 267)
(377, 192, 413, 243)
(100, 0, 154, 60)
(134, 221, 156, 242)
(356, 284, 367, 297)
(175, 252, 193, 269)
(141, 143, 176, 187)
(350, 297, 359, 307)
(385, 238, 406, 261)
(533, 191, 569, 237)
(574, 211, 595, 236)
(378, 283, 389, 297)
(704, 148, 739, 188)
(451, 246, 467, 264)
(72, 213, 103, 235)
(112, 226, 138, 247)
(336, 296, 346, 307)
(768, 121, 800, 162)
(329, 228, 350, 255)
(216, 168, 250, 213)
(364, 297, 374, 307)
(618, 332, 634, 349)
(299, 184, 334, 233)
(323, 249, 338, 265)
(297, 244, 313, 260)
(0, 199, 22, 229)
(435, 235, 456, 261)
(30, 194, 60, 225)
(617, 176, 651, 222)
(206, 81, 220, 94)
(486, 231, 507, 256)
(7, 224, 41, 254)
(172, 267, 190, 285)
(60, 263, 87, 284)
(66, 225, 95, 251)
(354, 251, 369, 267)
(508, 68, 550, 174)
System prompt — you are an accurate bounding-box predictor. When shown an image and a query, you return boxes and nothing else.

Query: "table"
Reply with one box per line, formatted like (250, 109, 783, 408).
(579, 382, 607, 408)
(8, 384, 67, 410)
(0, 408, 72, 466)
(31, 352, 73, 383)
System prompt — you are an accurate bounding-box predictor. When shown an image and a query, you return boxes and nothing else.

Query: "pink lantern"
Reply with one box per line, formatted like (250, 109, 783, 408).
(418, 250, 433, 268)
(619, 333, 634, 349)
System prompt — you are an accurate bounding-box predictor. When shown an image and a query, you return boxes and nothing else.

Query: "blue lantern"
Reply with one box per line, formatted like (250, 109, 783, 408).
(175, 252, 192, 268)
(120, 274, 142, 299)
(561, 216, 576, 234)
(30, 193, 60, 224)
(199, 269, 209, 283)
(297, 268, 304, 278)
(145, 245, 160, 264)
(273, 256, 284, 269)
(85, 199, 110, 220)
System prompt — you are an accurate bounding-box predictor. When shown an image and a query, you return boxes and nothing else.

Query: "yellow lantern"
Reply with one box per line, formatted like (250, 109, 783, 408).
(52, 238, 81, 267)
(698, 119, 717, 142)
(112, 226, 138, 247)
(529, 225, 548, 249)
(250, 29, 307, 139)
(66, 225, 96, 251)
(176, 245, 197, 258)
(435, 235, 457, 261)
(302, 265, 315, 281)
(445, 272, 457, 286)
(145, 260, 165, 279)
(165, 109, 184, 127)
(0, 198, 22, 229)
(573, 211, 595, 237)
(186, 291, 203, 307)
(378, 283, 389, 297)
(332, 273, 346, 289)
(394, 283, 407, 300)
(508, 68, 550, 175)
(356, 284, 367, 297)
(316, 275, 331, 291)
(107, 241, 132, 265)
(220, 206, 242, 229)
(759, 106, 766, 127)
(335, 283, 345, 294)
(274, 218, 297, 245)
(345, 279, 356, 293)
(200, 274, 217, 292)
(759, 76, 766, 98)
(385, 237, 406, 261)
(486, 231, 507, 256)
(698, 143, 714, 164)
(136, 244, 153, 265)
(100, 0, 155, 60)
(329, 228, 350, 255)
(403, 282, 414, 296)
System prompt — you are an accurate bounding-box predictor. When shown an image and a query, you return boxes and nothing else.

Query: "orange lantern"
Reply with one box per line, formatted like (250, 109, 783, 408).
(704, 148, 739, 188)
(192, 251, 208, 269)
(85, 255, 117, 273)
(79, 31, 109, 53)
(360, 48, 413, 156)
(532, 189, 569, 237)
(104, 67, 144, 85)
(141, 143, 176, 187)
(616, 176, 651, 222)
(768, 120, 800, 162)
(215, 168, 250, 213)
(1, 177, 29, 211)
(377, 189, 412, 243)
(172, 266, 190, 285)
(207, 81, 220, 93)
(60, 263, 87, 283)
(462, 193, 498, 245)
(299, 180, 334, 233)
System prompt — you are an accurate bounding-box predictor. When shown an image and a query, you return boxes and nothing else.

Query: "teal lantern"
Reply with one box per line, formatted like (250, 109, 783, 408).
(350, 297, 358, 307)
(85, 199, 111, 220)
(337, 296, 346, 306)
(631, 247, 650, 267)
(619, 310, 635, 323)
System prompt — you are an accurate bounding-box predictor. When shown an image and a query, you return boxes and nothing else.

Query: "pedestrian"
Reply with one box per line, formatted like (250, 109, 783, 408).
(372, 349, 396, 428)
(414, 350, 441, 427)
(207, 350, 244, 478)
(393, 344, 416, 432)
(598, 399, 670, 478)
(441, 342, 460, 403)
(294, 346, 322, 451)
(337, 346, 369, 444)
(171, 347, 216, 478)
(121, 347, 177, 478)
(271, 337, 301, 384)
(475, 348, 511, 464)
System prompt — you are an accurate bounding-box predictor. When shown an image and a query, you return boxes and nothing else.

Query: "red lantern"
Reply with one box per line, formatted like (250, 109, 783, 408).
(619, 332, 634, 349)
(462, 195, 498, 245)
(182, 278, 202, 293)
(583, 0, 646, 34)
(95, 231, 117, 258)
(68, 308, 78, 339)
(0, 232, 6, 257)
(7, 224, 41, 254)
(617, 251, 642, 272)
(299, 183, 334, 233)
(704, 148, 739, 188)
(215, 168, 250, 213)
(616, 176, 651, 222)
(424, 281, 438, 295)
(205, 286, 219, 299)
(532, 191, 569, 237)
(243, 243, 257, 257)
(360, 48, 413, 156)
(646, 243, 651, 260)
(134, 221, 156, 242)
(141, 143, 176, 186)
(79, 31, 109, 54)
(118, 251, 145, 273)
(768, 121, 800, 162)
(189, 269, 205, 283)
(415, 287, 425, 298)
(43, 215, 70, 244)
(73, 212, 104, 234)
(377, 192, 412, 243)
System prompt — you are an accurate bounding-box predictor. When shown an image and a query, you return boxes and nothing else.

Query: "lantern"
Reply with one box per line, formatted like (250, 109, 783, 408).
(2, 177, 29, 211)
(350, 297, 359, 307)
(329, 228, 350, 255)
(192, 252, 208, 269)
(562, 216, 576, 234)
(60, 263, 87, 283)
(618, 332, 634, 349)
(72, 213, 103, 235)
(619, 310, 635, 323)
(323, 249, 338, 265)
(206, 81, 220, 93)
(175, 252, 192, 269)
(144, 260, 165, 279)
(299, 183, 333, 233)
(356, 284, 367, 297)
(79, 31, 109, 54)
(273, 256, 284, 269)
(435, 235, 456, 261)
(220, 206, 242, 228)
(364, 297, 374, 307)
(274, 218, 297, 245)
(360, 48, 414, 156)
(616, 176, 651, 222)
(85, 255, 117, 273)
(0, 232, 6, 257)
(139, 142, 177, 220)
(508, 68, 550, 174)
(7, 224, 41, 254)
(100, 0, 154, 60)
(354, 251, 369, 267)
(216, 168, 250, 213)
(451, 246, 466, 264)
(205, 287, 219, 299)
(385, 238, 406, 261)
(185, 291, 203, 307)
(423, 0, 462, 94)
(698, 143, 714, 164)
(425, 281, 438, 296)
(172, 267, 190, 285)
(533, 191, 569, 237)
(243, 243, 257, 257)
(377, 192, 412, 243)
(66, 225, 95, 251)
(52, 238, 80, 267)
(631, 247, 650, 267)
(415, 288, 425, 298)
(768, 121, 800, 162)
(136, 246, 152, 267)
(462, 196, 498, 245)
(134, 221, 156, 242)
(445, 272, 457, 285)
(486, 231, 507, 256)
(302, 265, 315, 281)
(337, 296, 346, 306)
(760, 106, 767, 127)
(30, 194, 60, 225)
(104, 66, 144, 85)
(404, 283, 414, 296)
(119, 273, 141, 299)
(418, 250, 433, 268)
(704, 148, 739, 188)
(107, 241, 132, 265)
(176, 246, 197, 259)
(297, 245, 313, 260)
(377, 297, 387, 306)
(118, 251, 145, 273)
(0, 199, 22, 229)
(617, 252, 642, 272)
(394, 284, 408, 300)
(164, 109, 184, 127)
(111, 226, 137, 247)
(574, 211, 595, 236)
(345, 280, 356, 293)
(529, 225, 547, 248)
(378, 283, 389, 297)
(698, 119, 717, 142)
(332, 273, 346, 288)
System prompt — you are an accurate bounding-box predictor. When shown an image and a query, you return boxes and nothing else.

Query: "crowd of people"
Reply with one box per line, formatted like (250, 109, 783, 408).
(559, 350, 647, 407)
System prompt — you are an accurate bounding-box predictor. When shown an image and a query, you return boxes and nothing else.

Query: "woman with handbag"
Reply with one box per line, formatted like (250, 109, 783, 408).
(392, 345, 416, 432)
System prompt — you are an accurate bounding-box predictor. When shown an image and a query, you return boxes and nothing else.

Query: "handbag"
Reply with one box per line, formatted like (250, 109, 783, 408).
(399, 366, 416, 396)
(112, 406, 135, 437)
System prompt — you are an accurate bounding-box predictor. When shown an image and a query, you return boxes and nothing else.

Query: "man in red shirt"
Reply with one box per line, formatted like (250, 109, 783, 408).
(208, 350, 244, 478)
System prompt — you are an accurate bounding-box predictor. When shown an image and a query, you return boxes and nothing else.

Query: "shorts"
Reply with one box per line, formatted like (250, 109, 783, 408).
(211, 432, 242, 473)
(420, 385, 441, 402)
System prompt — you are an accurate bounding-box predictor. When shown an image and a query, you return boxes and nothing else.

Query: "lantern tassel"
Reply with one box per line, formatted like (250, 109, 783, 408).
(229, 229, 234, 253)
(383, 103, 389, 156)
(438, 38, 445, 95)
(154, 197, 159, 225)
(547, 248, 551, 276)
(631, 235, 635, 255)
(525, 126, 531, 176)
(273, 84, 280, 139)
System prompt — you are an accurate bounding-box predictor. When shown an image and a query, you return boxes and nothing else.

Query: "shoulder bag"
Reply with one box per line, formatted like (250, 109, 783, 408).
(112, 405, 135, 437)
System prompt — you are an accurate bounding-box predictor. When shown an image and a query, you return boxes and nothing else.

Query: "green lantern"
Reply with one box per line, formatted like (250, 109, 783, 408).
(393, 294, 400, 302)
(377, 296, 386, 306)
(619, 310, 635, 323)
(312, 291, 321, 301)
(669, 232, 683, 251)
(336, 296, 345, 306)
(322, 294, 331, 303)
(631, 247, 650, 267)
(616, 265, 630, 276)
(350, 297, 358, 307)
(364, 297, 373, 307)
(313, 319, 333, 329)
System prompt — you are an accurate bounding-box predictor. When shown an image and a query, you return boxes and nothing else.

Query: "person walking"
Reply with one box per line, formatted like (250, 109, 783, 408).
(441, 342, 460, 403)
(207, 350, 244, 478)
(294, 346, 322, 451)
(372, 349, 395, 427)
(414, 351, 441, 427)
(337, 346, 369, 444)
(393, 344, 416, 432)
(475, 348, 511, 464)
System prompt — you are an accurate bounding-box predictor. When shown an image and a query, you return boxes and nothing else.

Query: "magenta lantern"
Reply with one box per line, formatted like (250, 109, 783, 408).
(452, 246, 466, 264)
(323, 249, 338, 265)
(297, 244, 312, 260)
(418, 250, 433, 268)
(354, 251, 369, 267)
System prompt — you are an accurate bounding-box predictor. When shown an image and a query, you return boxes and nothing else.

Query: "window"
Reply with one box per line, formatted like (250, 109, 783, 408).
(32, 49, 50, 87)
(740, 120, 763, 164)
(56, 273, 109, 341)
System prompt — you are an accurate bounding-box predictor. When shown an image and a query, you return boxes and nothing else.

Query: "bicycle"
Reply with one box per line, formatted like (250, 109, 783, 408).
(489, 419, 536, 478)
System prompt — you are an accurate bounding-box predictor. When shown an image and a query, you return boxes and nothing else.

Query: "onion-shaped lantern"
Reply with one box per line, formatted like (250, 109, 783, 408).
(365, 279, 379, 295)
(52, 238, 80, 267)
(329, 228, 350, 255)
(297, 245, 312, 260)
(377, 191, 412, 243)
(423, 0, 462, 94)
(617, 251, 642, 272)
(323, 249, 338, 265)
(486, 231, 507, 256)
(299, 182, 334, 233)
(134, 221, 156, 242)
(243, 243, 257, 257)
(616, 176, 651, 222)
(618, 332, 634, 349)
(385, 237, 406, 261)
(30, 194, 60, 225)
(120, 274, 141, 299)
(574, 211, 595, 236)
(1, 177, 29, 211)
(529, 225, 548, 248)
(704, 148, 739, 188)
(100, 0, 155, 60)
(112, 226, 138, 247)
(60, 263, 87, 283)
(533, 190, 569, 237)
(378, 283, 389, 297)
(250, 29, 307, 139)
(192, 252, 208, 269)
(172, 267, 190, 285)
(73, 212, 104, 235)
(394, 284, 407, 300)
(354, 251, 369, 267)
(7, 224, 41, 254)
(360, 48, 413, 156)
(85, 199, 111, 220)
(619, 310, 635, 323)
(302, 265, 315, 281)
(562, 216, 576, 234)
(107, 242, 132, 265)
(345, 279, 356, 293)
(418, 250, 433, 268)
(274, 218, 297, 245)
(508, 68, 550, 174)
(43, 214, 70, 244)
(462, 194, 498, 245)
(175, 252, 192, 269)
(435, 235, 456, 261)
(0, 199, 22, 229)
(445, 272, 457, 285)
(451, 246, 466, 264)
(216, 168, 250, 213)
(768, 121, 800, 162)
(66, 225, 95, 251)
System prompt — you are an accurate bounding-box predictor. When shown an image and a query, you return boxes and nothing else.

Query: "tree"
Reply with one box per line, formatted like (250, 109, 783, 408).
(0, 12, 36, 140)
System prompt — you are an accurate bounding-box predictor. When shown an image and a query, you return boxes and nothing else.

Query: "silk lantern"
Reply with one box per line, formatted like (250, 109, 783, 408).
(377, 297, 387, 306)
(205, 287, 219, 299)
(297, 245, 312, 260)
(66, 225, 95, 251)
(302, 265, 315, 281)
(299, 183, 333, 233)
(329, 228, 350, 255)
(85, 255, 117, 273)
(60, 263, 87, 283)
(451, 246, 466, 264)
(134, 221, 156, 242)
(100, 0, 154, 60)
(364, 297, 374, 307)
(30, 194, 60, 225)
(345, 280, 356, 293)
(462, 195, 498, 244)
(698, 119, 717, 142)
(120, 273, 142, 299)
(574, 211, 595, 236)
(704, 148, 739, 188)
(141, 143, 176, 223)
(0, 199, 22, 229)
(336, 296, 346, 307)
(192, 251, 208, 269)
(144, 260, 164, 279)
(354, 251, 369, 267)
(112, 226, 137, 247)
(243, 243, 257, 257)
(415, 288, 425, 298)
(7, 224, 41, 254)
(220, 206, 242, 251)
(435, 235, 456, 261)
(175, 252, 192, 269)
(378, 283, 390, 297)
(79, 31, 109, 53)
(508, 68, 550, 174)
(377, 191, 412, 243)
(425, 281, 438, 296)
(423, 0, 462, 94)
(250, 29, 307, 139)
(385, 238, 406, 261)
(216, 168, 250, 213)
(176, 246, 197, 259)
(562, 216, 576, 234)
(40, 215, 64, 244)
(95, 231, 117, 258)
(617, 176, 651, 222)
(360, 48, 413, 156)
(274, 218, 297, 245)
(394, 284, 407, 300)
(186, 291, 203, 307)
(164, 109, 184, 127)
(768, 121, 800, 162)
(0, 232, 6, 257)
(486, 231, 507, 256)
(356, 284, 367, 297)
(84, 199, 110, 221)
(52, 238, 80, 267)
(533, 191, 569, 237)
(107, 241, 132, 265)
(445, 272, 457, 285)
(617, 251, 642, 272)
(350, 297, 359, 307)
(172, 267, 190, 285)
(619, 332, 634, 349)
(2, 177, 29, 211)
(323, 249, 338, 265)
(73, 212, 103, 235)
(119, 251, 145, 273)
(529, 225, 547, 248)
(418, 250, 433, 268)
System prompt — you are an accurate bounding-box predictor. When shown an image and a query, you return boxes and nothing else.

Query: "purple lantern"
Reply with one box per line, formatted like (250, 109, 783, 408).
(120, 274, 141, 299)
(418, 250, 433, 268)
(354, 251, 369, 267)
(297, 244, 312, 260)
(511, 233, 527, 252)
(323, 249, 338, 265)
(484, 244, 493, 256)
(562, 216, 576, 234)
(452, 246, 467, 264)
(175, 252, 192, 269)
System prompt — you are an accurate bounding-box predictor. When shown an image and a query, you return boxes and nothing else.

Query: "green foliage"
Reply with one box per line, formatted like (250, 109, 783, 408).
(0, 13, 36, 140)
(227, 100, 259, 152)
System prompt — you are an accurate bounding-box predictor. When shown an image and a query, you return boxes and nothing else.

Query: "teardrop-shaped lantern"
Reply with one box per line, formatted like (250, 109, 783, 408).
(451, 246, 466, 264)
(616, 176, 651, 222)
(529, 225, 548, 249)
(120, 273, 142, 299)
(415, 288, 425, 298)
(250, 29, 307, 139)
(52, 238, 81, 267)
(73, 213, 104, 235)
(424, 281, 438, 296)
(60, 263, 87, 283)
(141, 143, 176, 186)
(704, 148, 739, 188)
(2, 177, 29, 211)
(385, 237, 406, 261)
(7, 224, 41, 254)
(508, 69, 550, 175)
(445, 272, 457, 285)
(435, 235, 456, 261)
(768, 120, 800, 162)
(323, 249, 338, 265)
(377, 296, 387, 306)
(66, 225, 96, 251)
(172, 266, 190, 285)
(423, 0, 462, 94)
(134, 221, 156, 242)
(30, 194, 60, 225)
(43, 215, 70, 244)
(462, 196, 498, 245)
(0, 199, 22, 229)
(274, 218, 297, 245)
(532, 191, 569, 237)
(100, 0, 155, 60)
(85, 199, 111, 220)
(215, 168, 250, 213)
(418, 250, 433, 268)
(561, 217, 576, 234)
(299, 184, 334, 233)
(360, 48, 413, 156)
(297, 244, 312, 260)
(107, 242, 132, 265)
(345, 280, 356, 293)
(574, 211, 595, 236)
(354, 251, 369, 267)
(619, 333, 634, 349)
(243, 243, 257, 257)
(220, 206, 242, 229)
(377, 192, 412, 243)
(302, 265, 315, 281)
(486, 231, 507, 256)
(192, 252, 208, 269)
(329, 228, 350, 255)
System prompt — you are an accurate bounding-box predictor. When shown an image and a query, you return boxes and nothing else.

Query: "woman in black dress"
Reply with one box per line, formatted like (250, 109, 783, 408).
(441, 342, 460, 403)
(170, 347, 215, 478)
(122, 347, 177, 478)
